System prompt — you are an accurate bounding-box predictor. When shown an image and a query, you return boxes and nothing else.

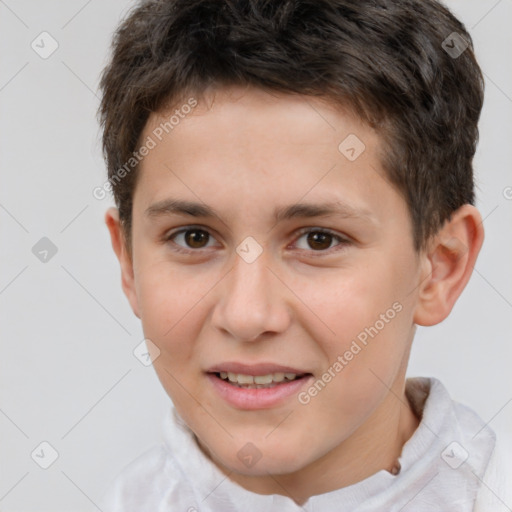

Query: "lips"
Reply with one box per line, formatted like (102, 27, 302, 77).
(205, 362, 313, 409)
(206, 362, 309, 376)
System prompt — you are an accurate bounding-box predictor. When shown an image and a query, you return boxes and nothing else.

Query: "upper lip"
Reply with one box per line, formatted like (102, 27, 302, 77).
(206, 362, 310, 376)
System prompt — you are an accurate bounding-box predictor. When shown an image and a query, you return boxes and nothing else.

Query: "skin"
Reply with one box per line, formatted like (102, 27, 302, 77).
(106, 85, 484, 505)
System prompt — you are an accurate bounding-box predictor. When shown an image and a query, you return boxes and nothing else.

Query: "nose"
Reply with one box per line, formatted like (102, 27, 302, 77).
(211, 250, 292, 342)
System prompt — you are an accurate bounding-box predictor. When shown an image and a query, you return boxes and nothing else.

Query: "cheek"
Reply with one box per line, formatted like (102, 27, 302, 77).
(136, 264, 211, 416)
(134, 261, 214, 380)
(135, 257, 215, 335)
(297, 268, 411, 419)
(295, 267, 392, 351)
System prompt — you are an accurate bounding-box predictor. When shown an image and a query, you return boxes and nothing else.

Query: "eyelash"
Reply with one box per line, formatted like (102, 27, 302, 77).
(164, 225, 351, 256)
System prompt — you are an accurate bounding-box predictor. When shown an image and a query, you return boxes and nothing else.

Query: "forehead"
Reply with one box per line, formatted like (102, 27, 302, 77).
(145, 85, 378, 153)
(133, 85, 404, 227)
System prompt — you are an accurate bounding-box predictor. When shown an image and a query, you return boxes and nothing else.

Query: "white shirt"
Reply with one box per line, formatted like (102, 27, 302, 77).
(101, 377, 511, 511)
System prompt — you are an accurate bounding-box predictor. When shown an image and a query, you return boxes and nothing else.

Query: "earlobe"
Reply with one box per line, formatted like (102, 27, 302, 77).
(105, 207, 141, 318)
(413, 205, 484, 326)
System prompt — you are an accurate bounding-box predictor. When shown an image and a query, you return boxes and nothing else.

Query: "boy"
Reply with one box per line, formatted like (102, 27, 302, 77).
(99, 0, 510, 509)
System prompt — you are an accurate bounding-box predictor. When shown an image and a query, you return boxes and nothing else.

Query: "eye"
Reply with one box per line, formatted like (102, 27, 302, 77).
(166, 227, 218, 252)
(293, 228, 349, 252)
(165, 226, 350, 255)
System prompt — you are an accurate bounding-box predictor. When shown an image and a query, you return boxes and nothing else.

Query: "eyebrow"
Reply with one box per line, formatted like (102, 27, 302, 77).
(145, 198, 375, 223)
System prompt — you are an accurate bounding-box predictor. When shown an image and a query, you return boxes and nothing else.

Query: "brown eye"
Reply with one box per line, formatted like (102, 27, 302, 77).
(167, 227, 215, 251)
(183, 229, 209, 248)
(306, 231, 334, 250)
(294, 228, 348, 253)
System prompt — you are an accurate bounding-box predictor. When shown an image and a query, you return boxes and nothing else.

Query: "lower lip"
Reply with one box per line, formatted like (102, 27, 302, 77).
(207, 373, 313, 410)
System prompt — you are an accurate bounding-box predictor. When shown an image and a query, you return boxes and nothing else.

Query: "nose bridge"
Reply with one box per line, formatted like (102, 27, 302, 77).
(231, 249, 269, 303)
(212, 247, 290, 342)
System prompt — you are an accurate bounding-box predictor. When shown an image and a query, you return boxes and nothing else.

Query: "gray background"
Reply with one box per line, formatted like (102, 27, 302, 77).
(0, 0, 511, 510)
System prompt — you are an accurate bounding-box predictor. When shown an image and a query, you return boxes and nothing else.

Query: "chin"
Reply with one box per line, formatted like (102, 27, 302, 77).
(208, 436, 315, 477)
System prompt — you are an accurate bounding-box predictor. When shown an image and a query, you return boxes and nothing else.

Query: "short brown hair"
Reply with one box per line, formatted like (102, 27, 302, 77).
(99, 0, 484, 251)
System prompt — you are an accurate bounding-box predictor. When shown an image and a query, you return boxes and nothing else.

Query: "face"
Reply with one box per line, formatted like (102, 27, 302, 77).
(116, 86, 426, 484)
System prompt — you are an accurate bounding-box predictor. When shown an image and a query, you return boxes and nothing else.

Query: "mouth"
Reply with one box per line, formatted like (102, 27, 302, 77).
(211, 371, 309, 389)
(205, 363, 313, 409)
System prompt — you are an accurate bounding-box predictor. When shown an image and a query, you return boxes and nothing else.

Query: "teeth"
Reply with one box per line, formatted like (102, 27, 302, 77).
(254, 374, 273, 385)
(219, 372, 300, 386)
(237, 374, 255, 385)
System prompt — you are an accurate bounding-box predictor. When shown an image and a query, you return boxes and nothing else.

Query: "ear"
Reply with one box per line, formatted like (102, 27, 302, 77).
(414, 204, 484, 326)
(105, 207, 140, 318)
